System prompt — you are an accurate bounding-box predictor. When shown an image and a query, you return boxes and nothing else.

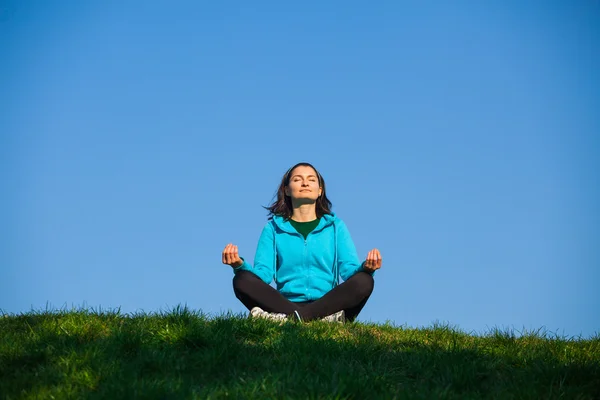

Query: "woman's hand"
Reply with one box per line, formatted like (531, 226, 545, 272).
(363, 248, 382, 272)
(222, 243, 244, 268)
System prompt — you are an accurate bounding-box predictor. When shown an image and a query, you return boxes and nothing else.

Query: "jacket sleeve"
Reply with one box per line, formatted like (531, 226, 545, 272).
(233, 222, 275, 285)
(336, 221, 376, 281)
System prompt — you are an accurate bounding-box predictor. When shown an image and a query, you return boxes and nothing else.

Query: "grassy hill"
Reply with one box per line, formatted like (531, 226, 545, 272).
(1, 306, 598, 399)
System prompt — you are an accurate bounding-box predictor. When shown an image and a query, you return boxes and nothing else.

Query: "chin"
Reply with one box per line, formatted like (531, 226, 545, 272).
(295, 196, 318, 202)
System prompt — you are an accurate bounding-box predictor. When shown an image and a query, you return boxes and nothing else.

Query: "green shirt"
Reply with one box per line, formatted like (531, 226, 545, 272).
(289, 217, 321, 240)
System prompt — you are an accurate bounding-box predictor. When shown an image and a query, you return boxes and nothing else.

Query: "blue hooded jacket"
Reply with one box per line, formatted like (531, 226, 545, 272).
(233, 213, 375, 302)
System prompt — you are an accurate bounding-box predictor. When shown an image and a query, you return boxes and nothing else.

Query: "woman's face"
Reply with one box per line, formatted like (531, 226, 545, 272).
(285, 165, 322, 202)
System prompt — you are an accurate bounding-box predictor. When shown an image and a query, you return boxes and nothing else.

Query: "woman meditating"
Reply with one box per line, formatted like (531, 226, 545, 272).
(222, 162, 382, 323)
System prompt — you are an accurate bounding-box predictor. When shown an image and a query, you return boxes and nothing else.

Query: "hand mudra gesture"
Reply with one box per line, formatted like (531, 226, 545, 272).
(363, 248, 382, 272)
(222, 243, 244, 268)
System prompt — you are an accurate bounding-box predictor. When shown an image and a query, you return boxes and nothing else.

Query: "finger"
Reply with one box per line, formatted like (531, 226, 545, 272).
(367, 250, 373, 262)
(222, 244, 231, 263)
(229, 245, 239, 263)
(226, 244, 235, 261)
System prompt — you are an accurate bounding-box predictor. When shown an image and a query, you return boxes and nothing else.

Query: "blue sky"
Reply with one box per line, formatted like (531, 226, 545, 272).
(1, 1, 598, 338)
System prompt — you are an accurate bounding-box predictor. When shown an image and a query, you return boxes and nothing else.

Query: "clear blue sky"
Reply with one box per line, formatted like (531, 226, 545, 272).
(1, 1, 598, 338)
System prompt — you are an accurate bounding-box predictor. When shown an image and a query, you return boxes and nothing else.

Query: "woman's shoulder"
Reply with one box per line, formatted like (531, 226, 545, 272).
(265, 215, 289, 232)
(323, 212, 342, 224)
(327, 213, 354, 232)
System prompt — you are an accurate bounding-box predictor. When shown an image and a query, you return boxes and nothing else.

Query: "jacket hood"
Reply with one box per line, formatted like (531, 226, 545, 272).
(272, 212, 339, 234)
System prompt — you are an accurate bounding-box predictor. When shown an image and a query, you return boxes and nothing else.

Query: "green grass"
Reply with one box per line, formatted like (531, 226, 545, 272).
(1, 306, 599, 399)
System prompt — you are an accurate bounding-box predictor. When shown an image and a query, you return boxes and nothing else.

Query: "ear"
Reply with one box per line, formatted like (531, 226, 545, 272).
(285, 186, 290, 197)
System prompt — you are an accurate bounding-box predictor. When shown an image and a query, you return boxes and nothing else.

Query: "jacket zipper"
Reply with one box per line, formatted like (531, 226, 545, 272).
(293, 223, 324, 301)
(304, 235, 308, 299)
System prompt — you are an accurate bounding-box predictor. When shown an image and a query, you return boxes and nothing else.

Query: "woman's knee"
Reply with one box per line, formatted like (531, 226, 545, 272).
(232, 270, 256, 292)
(351, 271, 375, 298)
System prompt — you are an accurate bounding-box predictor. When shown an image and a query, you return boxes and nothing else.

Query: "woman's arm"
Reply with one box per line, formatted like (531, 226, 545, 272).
(336, 221, 376, 281)
(233, 222, 276, 285)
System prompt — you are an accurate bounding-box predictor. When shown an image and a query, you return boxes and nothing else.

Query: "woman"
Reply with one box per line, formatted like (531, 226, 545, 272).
(222, 162, 382, 323)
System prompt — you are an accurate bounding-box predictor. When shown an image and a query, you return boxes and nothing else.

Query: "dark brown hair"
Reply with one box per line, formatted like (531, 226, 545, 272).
(264, 162, 333, 220)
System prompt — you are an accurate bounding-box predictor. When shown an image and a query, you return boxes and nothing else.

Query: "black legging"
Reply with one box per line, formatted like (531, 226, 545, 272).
(233, 270, 374, 322)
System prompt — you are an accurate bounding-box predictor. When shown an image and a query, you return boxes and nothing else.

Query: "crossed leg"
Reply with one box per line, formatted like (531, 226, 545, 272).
(232, 270, 374, 322)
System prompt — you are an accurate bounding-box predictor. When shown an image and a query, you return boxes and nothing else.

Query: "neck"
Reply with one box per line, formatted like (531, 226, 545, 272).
(290, 203, 317, 222)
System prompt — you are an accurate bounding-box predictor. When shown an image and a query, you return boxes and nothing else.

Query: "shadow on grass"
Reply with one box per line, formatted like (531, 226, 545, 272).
(1, 309, 599, 399)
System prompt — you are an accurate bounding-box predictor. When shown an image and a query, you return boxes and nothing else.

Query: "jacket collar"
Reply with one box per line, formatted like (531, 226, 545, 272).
(272, 213, 337, 234)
